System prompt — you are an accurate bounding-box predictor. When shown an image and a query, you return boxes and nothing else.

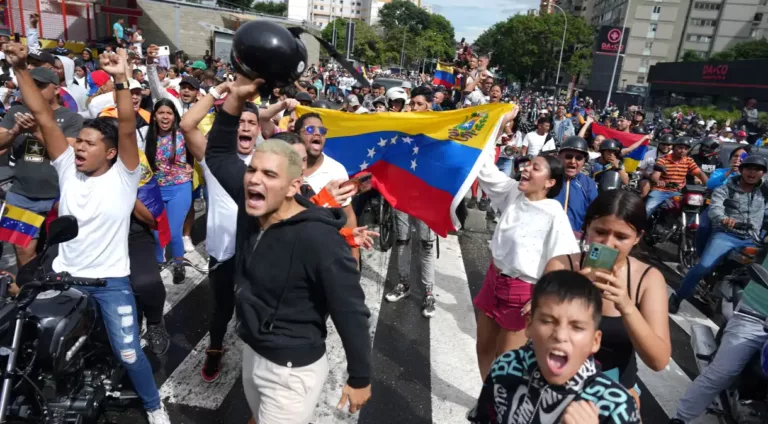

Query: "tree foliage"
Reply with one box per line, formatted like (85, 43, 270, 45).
(680, 38, 768, 61)
(250, 1, 287, 16)
(473, 13, 595, 84)
(376, 0, 456, 67)
(680, 50, 701, 62)
(321, 18, 382, 65)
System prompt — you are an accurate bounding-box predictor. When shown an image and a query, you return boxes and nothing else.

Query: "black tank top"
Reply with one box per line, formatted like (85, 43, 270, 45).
(567, 254, 653, 389)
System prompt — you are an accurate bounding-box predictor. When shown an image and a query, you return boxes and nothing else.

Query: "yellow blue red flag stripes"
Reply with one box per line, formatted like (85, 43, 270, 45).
(432, 63, 457, 89)
(591, 124, 648, 172)
(296, 104, 513, 236)
(0, 203, 44, 248)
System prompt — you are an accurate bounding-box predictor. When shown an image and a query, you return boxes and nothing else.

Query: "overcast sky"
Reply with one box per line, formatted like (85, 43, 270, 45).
(423, 0, 539, 43)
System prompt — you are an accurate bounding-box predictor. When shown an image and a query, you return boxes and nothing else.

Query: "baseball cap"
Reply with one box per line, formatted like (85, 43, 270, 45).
(346, 95, 360, 107)
(128, 78, 142, 91)
(402, 81, 412, 89)
(30, 67, 59, 86)
(191, 60, 207, 70)
(28, 50, 56, 66)
(723, 127, 733, 132)
(737, 130, 747, 137)
(89, 70, 110, 88)
(617, 114, 629, 120)
(179, 76, 200, 90)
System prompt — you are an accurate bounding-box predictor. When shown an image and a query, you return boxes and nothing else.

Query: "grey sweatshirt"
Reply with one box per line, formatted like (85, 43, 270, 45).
(709, 175, 767, 237)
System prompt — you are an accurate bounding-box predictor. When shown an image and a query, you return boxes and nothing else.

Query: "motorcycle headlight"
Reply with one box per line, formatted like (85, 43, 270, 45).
(504, 145, 515, 156)
(686, 194, 704, 206)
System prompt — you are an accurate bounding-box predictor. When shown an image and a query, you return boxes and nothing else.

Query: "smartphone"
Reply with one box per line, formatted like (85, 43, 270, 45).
(583, 242, 619, 273)
(341, 172, 373, 193)
(158, 45, 170, 56)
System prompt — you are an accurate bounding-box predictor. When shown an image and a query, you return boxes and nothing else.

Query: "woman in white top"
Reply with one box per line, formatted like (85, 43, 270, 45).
(473, 144, 580, 380)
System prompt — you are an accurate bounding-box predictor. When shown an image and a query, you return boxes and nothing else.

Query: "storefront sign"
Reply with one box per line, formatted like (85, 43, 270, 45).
(596, 26, 629, 55)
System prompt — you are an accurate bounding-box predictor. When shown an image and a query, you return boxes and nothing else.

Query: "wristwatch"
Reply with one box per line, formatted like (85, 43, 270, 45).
(115, 81, 129, 91)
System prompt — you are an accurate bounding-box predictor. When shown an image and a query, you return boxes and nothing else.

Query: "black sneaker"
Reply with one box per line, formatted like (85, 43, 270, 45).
(201, 348, 225, 383)
(466, 198, 477, 209)
(478, 197, 490, 212)
(385, 283, 411, 302)
(172, 262, 186, 284)
(422, 294, 436, 318)
(146, 320, 170, 355)
(668, 293, 682, 314)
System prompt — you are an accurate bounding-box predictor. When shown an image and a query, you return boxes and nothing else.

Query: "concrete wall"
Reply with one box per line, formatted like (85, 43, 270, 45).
(136, 0, 320, 64)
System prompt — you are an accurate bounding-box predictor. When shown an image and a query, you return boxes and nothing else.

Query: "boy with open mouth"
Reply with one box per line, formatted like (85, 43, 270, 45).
(468, 270, 641, 424)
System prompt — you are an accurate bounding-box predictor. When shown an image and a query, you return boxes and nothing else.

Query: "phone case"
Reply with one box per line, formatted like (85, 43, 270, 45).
(583, 243, 619, 272)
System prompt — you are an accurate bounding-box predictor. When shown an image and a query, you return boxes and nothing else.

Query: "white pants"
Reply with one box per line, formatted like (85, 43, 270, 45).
(241, 345, 329, 424)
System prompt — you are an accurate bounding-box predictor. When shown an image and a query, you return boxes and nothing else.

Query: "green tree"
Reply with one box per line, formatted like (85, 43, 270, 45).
(251, 1, 287, 16)
(377, 0, 455, 68)
(321, 18, 382, 65)
(680, 50, 702, 62)
(474, 13, 595, 85)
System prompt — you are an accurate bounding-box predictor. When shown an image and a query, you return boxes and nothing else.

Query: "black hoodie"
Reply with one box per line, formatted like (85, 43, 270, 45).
(205, 109, 372, 388)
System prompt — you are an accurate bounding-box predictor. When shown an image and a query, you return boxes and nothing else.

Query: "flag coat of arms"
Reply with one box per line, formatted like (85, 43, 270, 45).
(296, 104, 513, 236)
(590, 124, 649, 172)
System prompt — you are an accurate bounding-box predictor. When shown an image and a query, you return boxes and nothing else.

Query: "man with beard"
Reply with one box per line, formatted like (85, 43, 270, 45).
(554, 136, 598, 237)
(614, 114, 631, 132)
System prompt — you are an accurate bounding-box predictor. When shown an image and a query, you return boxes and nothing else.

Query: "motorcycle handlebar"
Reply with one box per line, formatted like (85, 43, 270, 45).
(733, 222, 753, 231)
(45, 272, 106, 287)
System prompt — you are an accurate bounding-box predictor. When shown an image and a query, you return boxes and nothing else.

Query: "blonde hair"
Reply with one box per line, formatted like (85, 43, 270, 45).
(254, 138, 303, 180)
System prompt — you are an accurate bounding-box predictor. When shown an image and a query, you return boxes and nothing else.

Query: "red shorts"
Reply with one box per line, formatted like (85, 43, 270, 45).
(473, 263, 534, 331)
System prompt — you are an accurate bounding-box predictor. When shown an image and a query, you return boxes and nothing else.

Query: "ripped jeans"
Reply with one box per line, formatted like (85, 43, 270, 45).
(81, 277, 161, 411)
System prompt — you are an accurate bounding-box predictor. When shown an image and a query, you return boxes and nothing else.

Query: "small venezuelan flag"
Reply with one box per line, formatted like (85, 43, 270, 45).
(432, 63, 457, 89)
(591, 124, 649, 173)
(296, 104, 513, 236)
(138, 150, 172, 247)
(0, 204, 45, 248)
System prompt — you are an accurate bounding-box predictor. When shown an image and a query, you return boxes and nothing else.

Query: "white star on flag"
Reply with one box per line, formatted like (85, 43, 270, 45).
(359, 160, 369, 170)
(378, 138, 387, 147)
(410, 159, 418, 170)
(412, 146, 419, 155)
(367, 147, 376, 158)
(390, 135, 398, 145)
(402, 136, 413, 144)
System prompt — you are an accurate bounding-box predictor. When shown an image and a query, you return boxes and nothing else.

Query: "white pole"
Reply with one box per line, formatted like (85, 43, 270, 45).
(551, 4, 567, 96)
(606, 0, 631, 108)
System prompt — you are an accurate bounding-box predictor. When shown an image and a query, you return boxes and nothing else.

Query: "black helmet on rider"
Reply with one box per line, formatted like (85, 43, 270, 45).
(311, 100, 334, 109)
(673, 136, 693, 147)
(630, 126, 647, 135)
(599, 139, 622, 152)
(657, 133, 675, 145)
(739, 155, 768, 173)
(559, 136, 589, 154)
(698, 137, 720, 156)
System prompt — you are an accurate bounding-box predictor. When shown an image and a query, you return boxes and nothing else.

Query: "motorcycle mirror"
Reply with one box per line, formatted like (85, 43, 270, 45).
(723, 199, 740, 210)
(46, 216, 79, 247)
(748, 263, 768, 289)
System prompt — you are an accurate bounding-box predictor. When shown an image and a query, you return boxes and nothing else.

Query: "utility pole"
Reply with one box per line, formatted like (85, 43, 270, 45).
(606, 0, 631, 107)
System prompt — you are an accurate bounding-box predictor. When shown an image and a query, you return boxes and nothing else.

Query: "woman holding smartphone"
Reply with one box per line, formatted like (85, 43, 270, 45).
(473, 122, 579, 379)
(544, 190, 671, 408)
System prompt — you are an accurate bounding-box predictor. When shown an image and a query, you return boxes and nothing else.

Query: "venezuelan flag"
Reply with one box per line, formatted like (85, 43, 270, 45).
(0, 204, 44, 248)
(138, 150, 171, 247)
(296, 104, 513, 236)
(58, 87, 79, 113)
(432, 63, 457, 89)
(591, 124, 648, 172)
(355, 65, 368, 79)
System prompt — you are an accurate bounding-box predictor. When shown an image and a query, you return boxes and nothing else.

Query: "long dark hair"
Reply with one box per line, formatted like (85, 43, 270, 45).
(145, 99, 188, 172)
(542, 155, 565, 199)
(582, 190, 647, 235)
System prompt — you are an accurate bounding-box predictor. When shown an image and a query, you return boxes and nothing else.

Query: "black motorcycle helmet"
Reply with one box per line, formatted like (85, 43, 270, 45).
(231, 21, 308, 88)
(673, 136, 693, 148)
(599, 139, 623, 152)
(559, 136, 589, 154)
(630, 125, 647, 135)
(698, 137, 720, 156)
(658, 133, 675, 145)
(739, 155, 768, 172)
(311, 100, 334, 109)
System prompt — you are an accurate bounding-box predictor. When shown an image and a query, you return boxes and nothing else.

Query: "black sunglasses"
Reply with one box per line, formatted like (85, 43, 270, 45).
(563, 153, 586, 162)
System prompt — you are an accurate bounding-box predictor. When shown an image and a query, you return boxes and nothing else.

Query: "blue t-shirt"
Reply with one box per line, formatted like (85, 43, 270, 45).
(554, 172, 598, 232)
(113, 23, 124, 40)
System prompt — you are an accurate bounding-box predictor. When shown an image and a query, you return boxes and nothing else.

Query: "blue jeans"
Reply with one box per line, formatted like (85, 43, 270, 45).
(675, 231, 754, 300)
(154, 182, 192, 263)
(82, 277, 160, 411)
(695, 207, 712, 256)
(645, 189, 679, 217)
(5, 192, 55, 240)
(496, 157, 513, 176)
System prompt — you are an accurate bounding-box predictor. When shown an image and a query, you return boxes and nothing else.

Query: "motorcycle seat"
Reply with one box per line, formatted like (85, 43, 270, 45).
(683, 184, 707, 195)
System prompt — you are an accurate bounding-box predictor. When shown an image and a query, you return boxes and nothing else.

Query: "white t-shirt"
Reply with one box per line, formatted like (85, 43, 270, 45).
(476, 150, 579, 283)
(523, 131, 549, 156)
(87, 92, 115, 118)
(52, 147, 141, 278)
(199, 154, 251, 262)
(304, 153, 350, 206)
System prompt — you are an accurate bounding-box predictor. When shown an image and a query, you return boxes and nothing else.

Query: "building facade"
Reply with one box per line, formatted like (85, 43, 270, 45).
(287, 0, 422, 27)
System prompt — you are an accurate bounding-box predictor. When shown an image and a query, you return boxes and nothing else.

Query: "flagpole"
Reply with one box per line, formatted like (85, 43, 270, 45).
(606, 0, 631, 108)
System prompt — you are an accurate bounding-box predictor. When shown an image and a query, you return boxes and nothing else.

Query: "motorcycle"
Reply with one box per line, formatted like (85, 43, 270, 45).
(690, 240, 768, 424)
(0, 215, 138, 423)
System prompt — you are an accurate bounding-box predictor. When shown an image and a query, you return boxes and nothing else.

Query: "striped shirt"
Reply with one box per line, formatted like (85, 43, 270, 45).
(655, 154, 699, 191)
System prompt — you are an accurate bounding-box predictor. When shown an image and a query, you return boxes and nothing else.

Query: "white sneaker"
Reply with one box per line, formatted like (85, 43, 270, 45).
(147, 404, 171, 424)
(183, 236, 195, 253)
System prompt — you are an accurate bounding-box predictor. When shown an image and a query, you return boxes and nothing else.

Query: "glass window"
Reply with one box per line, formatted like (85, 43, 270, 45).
(645, 41, 654, 48)
(653, 5, 661, 13)
(650, 23, 658, 32)
(637, 76, 645, 84)
(755, 13, 764, 23)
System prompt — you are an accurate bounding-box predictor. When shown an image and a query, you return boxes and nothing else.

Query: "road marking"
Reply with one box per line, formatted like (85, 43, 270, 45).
(665, 286, 720, 336)
(312, 247, 389, 423)
(431, 235, 481, 423)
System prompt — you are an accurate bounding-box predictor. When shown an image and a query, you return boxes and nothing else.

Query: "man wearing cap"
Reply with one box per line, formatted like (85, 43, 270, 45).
(736, 130, 749, 144)
(27, 50, 56, 70)
(719, 127, 735, 143)
(295, 91, 313, 108)
(345, 94, 368, 114)
(0, 67, 83, 265)
(552, 104, 574, 147)
(554, 136, 598, 236)
(614, 113, 631, 132)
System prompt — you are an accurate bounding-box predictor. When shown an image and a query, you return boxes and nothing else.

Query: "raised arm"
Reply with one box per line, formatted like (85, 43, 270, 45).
(179, 82, 229, 162)
(102, 49, 138, 170)
(578, 115, 593, 138)
(4, 43, 68, 160)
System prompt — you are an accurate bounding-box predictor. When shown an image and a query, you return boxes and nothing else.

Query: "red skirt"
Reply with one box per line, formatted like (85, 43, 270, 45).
(473, 262, 534, 331)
